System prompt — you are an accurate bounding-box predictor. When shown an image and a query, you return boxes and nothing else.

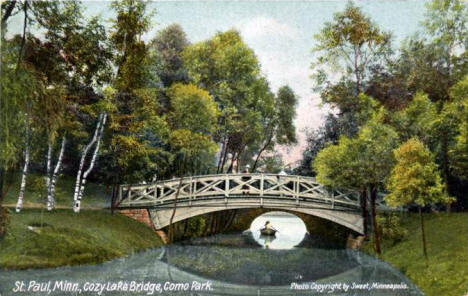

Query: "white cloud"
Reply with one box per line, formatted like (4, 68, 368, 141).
(235, 16, 299, 40)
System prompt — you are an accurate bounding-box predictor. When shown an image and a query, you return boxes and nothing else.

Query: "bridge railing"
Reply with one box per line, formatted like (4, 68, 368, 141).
(116, 174, 365, 210)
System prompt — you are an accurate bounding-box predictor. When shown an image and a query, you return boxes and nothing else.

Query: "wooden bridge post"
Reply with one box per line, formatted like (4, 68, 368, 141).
(225, 174, 229, 197)
(224, 174, 229, 205)
(189, 176, 192, 206)
(260, 174, 264, 197)
(260, 174, 264, 207)
(295, 176, 300, 206)
(332, 192, 335, 209)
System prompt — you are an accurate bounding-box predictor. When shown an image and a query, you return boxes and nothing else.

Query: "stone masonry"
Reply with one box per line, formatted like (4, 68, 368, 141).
(119, 209, 168, 243)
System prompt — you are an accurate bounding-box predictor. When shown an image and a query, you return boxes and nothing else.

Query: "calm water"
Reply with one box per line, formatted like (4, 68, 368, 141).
(249, 212, 308, 249)
(0, 213, 423, 296)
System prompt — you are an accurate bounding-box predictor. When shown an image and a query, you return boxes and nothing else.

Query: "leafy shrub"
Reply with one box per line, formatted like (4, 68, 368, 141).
(377, 213, 408, 245)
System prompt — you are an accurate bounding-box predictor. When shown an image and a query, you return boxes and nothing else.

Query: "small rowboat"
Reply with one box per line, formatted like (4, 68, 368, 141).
(260, 228, 277, 236)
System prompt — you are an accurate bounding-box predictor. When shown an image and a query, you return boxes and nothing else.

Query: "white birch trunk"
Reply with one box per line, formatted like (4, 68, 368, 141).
(73, 113, 104, 206)
(74, 113, 107, 213)
(45, 142, 53, 206)
(15, 126, 30, 213)
(47, 135, 66, 211)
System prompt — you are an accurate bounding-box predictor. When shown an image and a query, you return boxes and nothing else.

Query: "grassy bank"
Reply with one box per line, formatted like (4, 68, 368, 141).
(3, 173, 109, 209)
(0, 209, 163, 269)
(364, 212, 468, 296)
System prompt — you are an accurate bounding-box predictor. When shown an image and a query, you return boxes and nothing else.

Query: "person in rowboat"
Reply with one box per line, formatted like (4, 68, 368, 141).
(264, 221, 277, 231)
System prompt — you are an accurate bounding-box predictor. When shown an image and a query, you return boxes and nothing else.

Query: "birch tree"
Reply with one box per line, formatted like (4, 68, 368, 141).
(46, 135, 66, 211)
(15, 117, 30, 212)
(45, 142, 53, 208)
(73, 113, 103, 206)
(74, 113, 107, 212)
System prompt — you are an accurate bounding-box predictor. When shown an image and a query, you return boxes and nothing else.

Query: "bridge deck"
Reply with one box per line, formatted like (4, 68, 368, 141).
(117, 173, 368, 210)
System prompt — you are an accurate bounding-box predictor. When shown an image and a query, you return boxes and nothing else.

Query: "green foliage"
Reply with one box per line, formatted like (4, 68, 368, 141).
(448, 76, 468, 179)
(149, 23, 190, 88)
(110, 0, 153, 91)
(0, 58, 27, 169)
(170, 129, 218, 157)
(396, 0, 467, 103)
(312, 1, 391, 94)
(182, 30, 279, 172)
(357, 118, 400, 186)
(314, 136, 361, 189)
(105, 0, 172, 183)
(183, 30, 260, 97)
(275, 86, 298, 145)
(424, 0, 468, 83)
(390, 92, 438, 143)
(376, 213, 408, 246)
(168, 83, 219, 134)
(314, 117, 398, 190)
(385, 138, 453, 207)
(257, 154, 284, 174)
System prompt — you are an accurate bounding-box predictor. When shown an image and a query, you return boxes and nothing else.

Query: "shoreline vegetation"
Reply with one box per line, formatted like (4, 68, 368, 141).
(0, 208, 163, 270)
(363, 212, 468, 296)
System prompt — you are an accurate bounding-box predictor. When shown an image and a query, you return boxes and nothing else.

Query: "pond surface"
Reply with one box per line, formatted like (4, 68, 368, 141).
(0, 215, 423, 296)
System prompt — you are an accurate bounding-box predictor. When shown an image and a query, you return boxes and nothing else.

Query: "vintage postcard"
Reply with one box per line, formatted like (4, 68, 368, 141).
(0, 0, 467, 295)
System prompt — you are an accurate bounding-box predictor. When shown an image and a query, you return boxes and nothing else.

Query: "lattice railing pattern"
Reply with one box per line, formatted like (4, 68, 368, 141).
(115, 174, 383, 211)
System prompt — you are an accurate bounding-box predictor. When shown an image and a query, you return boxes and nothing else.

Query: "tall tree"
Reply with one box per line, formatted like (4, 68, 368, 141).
(252, 85, 297, 171)
(448, 76, 468, 181)
(386, 138, 453, 262)
(423, 0, 468, 88)
(314, 113, 399, 254)
(183, 30, 275, 173)
(390, 1, 467, 210)
(104, 0, 171, 204)
(312, 1, 392, 98)
(150, 24, 190, 89)
(0, 39, 37, 215)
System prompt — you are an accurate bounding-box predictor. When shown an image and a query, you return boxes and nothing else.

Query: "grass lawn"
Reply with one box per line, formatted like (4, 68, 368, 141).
(364, 212, 468, 296)
(0, 209, 163, 269)
(3, 172, 109, 209)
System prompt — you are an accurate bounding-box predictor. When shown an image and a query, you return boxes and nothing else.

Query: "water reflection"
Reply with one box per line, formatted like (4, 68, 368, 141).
(249, 211, 307, 249)
(0, 232, 423, 296)
(258, 234, 276, 248)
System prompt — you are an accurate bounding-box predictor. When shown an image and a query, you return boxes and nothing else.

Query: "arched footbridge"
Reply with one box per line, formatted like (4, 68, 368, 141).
(116, 174, 389, 234)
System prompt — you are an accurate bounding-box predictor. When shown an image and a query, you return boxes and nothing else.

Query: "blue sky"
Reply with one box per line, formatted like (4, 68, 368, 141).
(7, 0, 430, 164)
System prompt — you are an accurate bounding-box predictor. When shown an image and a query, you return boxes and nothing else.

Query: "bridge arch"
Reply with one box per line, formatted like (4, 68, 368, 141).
(147, 204, 364, 234)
